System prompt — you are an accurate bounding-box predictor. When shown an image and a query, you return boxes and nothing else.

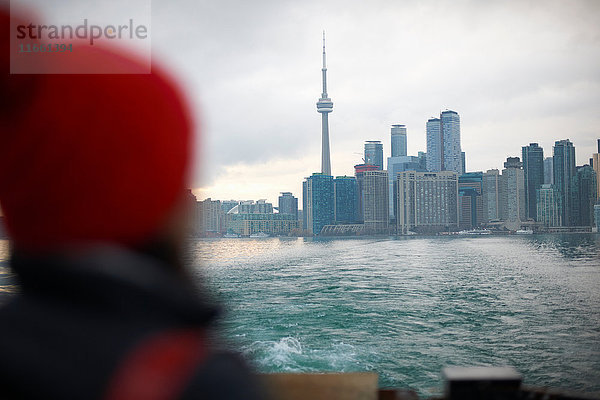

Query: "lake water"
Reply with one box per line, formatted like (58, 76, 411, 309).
(1, 234, 599, 397)
(192, 234, 600, 397)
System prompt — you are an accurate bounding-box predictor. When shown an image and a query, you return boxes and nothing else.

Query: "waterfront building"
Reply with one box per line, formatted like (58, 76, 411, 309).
(595, 204, 600, 232)
(483, 169, 501, 222)
(537, 184, 560, 227)
(426, 118, 442, 172)
(362, 170, 389, 233)
(543, 157, 554, 185)
(426, 110, 462, 175)
(386, 124, 425, 219)
(441, 110, 462, 175)
(354, 163, 379, 223)
(364, 141, 384, 170)
(553, 139, 576, 226)
(334, 176, 358, 224)
(499, 157, 526, 229)
(197, 197, 222, 236)
(593, 139, 600, 202)
(221, 200, 239, 214)
(278, 192, 298, 220)
(390, 124, 407, 157)
(522, 143, 544, 221)
(571, 165, 597, 227)
(387, 155, 424, 219)
(229, 199, 273, 214)
(458, 172, 484, 229)
(396, 171, 459, 234)
(316, 32, 333, 176)
(303, 173, 334, 235)
(226, 212, 298, 236)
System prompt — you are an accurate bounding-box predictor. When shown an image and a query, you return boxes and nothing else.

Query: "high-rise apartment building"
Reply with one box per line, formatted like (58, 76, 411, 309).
(387, 155, 424, 219)
(278, 192, 298, 219)
(593, 139, 600, 202)
(362, 170, 389, 233)
(227, 213, 299, 236)
(426, 110, 462, 174)
(537, 184, 560, 227)
(441, 110, 462, 175)
(543, 157, 554, 185)
(553, 139, 576, 226)
(521, 143, 544, 221)
(458, 172, 484, 229)
(483, 169, 501, 222)
(396, 171, 459, 234)
(197, 198, 222, 236)
(364, 141, 384, 170)
(302, 173, 334, 235)
(522, 143, 544, 221)
(390, 124, 407, 157)
(354, 163, 379, 223)
(572, 165, 597, 227)
(334, 176, 358, 224)
(499, 157, 526, 229)
(426, 118, 442, 172)
(387, 125, 424, 219)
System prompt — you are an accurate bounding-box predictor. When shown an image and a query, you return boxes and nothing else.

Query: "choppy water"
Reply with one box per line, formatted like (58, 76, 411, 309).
(191, 234, 600, 397)
(1, 234, 599, 397)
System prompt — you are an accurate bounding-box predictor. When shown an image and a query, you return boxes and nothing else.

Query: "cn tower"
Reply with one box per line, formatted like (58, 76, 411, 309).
(316, 31, 333, 176)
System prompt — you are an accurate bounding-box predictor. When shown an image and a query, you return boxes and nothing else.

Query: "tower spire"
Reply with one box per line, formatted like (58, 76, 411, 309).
(317, 31, 333, 176)
(322, 30, 328, 97)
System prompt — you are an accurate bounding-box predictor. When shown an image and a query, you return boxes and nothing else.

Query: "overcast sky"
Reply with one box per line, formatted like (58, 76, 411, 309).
(16, 0, 600, 206)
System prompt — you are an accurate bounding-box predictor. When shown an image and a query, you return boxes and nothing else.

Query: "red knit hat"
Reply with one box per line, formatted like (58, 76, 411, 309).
(0, 9, 193, 253)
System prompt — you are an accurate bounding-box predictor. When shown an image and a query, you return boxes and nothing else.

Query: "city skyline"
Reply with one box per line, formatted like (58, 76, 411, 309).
(15, 0, 600, 206)
(187, 1, 598, 205)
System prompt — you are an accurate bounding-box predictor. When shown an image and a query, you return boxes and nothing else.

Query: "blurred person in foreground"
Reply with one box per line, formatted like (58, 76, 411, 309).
(0, 8, 263, 400)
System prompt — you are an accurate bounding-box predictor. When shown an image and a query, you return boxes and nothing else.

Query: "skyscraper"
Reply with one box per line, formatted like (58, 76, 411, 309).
(354, 163, 379, 223)
(426, 118, 442, 172)
(522, 143, 544, 221)
(396, 171, 459, 234)
(572, 165, 597, 227)
(441, 110, 462, 175)
(390, 124, 407, 157)
(461, 152, 466, 175)
(458, 172, 484, 229)
(334, 176, 358, 224)
(303, 173, 334, 235)
(499, 157, 526, 229)
(553, 139, 576, 226)
(426, 110, 462, 174)
(278, 192, 298, 220)
(593, 139, 600, 202)
(362, 170, 389, 233)
(483, 169, 501, 222)
(364, 141, 384, 170)
(316, 32, 333, 176)
(387, 155, 423, 219)
(543, 157, 554, 185)
(387, 126, 425, 219)
(537, 184, 559, 227)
